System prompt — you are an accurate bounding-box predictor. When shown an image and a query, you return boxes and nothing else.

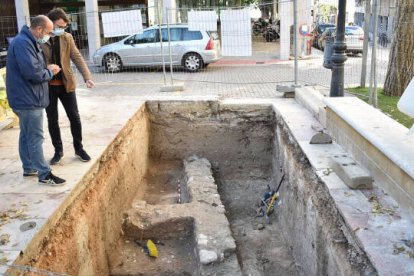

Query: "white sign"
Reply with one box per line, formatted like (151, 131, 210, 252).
(249, 5, 261, 19)
(220, 9, 252, 56)
(188, 10, 217, 31)
(102, 10, 143, 38)
(71, 21, 78, 31)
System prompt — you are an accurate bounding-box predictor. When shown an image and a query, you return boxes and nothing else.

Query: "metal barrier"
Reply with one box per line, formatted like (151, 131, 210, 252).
(65, 3, 296, 93)
(0, 1, 412, 101)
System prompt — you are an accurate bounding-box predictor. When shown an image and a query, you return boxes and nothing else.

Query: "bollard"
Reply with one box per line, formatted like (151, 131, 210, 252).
(323, 36, 334, 69)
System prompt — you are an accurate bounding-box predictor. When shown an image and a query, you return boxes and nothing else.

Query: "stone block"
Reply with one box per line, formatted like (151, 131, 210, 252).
(330, 154, 373, 189)
(199, 249, 218, 264)
(159, 83, 185, 92)
(276, 85, 295, 93)
(309, 132, 332, 144)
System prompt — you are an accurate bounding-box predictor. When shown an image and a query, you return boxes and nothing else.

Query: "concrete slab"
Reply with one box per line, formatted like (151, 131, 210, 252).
(0, 250, 20, 274)
(324, 97, 414, 182)
(0, 193, 66, 219)
(330, 154, 373, 189)
(0, 218, 46, 251)
(364, 245, 414, 275)
(300, 142, 347, 170)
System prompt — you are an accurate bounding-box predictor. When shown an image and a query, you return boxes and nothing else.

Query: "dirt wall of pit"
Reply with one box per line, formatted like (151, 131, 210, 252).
(147, 101, 275, 181)
(10, 106, 150, 275)
(272, 108, 376, 276)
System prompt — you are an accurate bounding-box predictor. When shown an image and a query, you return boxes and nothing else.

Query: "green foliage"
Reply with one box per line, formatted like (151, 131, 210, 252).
(348, 87, 414, 128)
(318, 3, 337, 22)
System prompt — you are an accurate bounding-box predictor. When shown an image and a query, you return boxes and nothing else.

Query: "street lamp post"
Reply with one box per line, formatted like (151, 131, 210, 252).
(330, 0, 347, 97)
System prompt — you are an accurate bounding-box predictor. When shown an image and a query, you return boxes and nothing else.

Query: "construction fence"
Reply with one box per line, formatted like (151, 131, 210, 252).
(0, 1, 412, 100)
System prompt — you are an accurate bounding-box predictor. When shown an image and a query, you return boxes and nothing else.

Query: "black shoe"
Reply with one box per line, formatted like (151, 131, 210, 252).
(50, 152, 63, 165)
(39, 173, 66, 186)
(23, 170, 38, 177)
(75, 149, 91, 162)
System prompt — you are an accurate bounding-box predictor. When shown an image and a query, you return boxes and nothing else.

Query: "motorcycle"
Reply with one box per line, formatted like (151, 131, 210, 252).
(252, 18, 269, 36)
(263, 22, 280, 42)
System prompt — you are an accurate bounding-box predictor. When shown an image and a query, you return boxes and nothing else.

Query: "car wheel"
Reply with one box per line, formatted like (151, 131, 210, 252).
(183, 53, 203, 72)
(104, 54, 122, 73)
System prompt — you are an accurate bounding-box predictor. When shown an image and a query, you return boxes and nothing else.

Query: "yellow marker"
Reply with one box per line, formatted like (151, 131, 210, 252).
(147, 239, 158, 258)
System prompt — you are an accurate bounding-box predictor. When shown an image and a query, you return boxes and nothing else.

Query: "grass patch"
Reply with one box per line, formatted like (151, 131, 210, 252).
(347, 87, 414, 129)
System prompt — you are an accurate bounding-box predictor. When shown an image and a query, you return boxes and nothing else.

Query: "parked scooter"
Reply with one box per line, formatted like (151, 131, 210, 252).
(263, 21, 280, 42)
(252, 18, 270, 36)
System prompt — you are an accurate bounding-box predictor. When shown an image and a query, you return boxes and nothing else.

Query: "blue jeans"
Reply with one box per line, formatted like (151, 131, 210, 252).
(14, 109, 51, 180)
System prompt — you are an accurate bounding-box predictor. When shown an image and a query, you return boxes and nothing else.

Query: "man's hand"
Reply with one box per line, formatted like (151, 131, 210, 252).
(47, 64, 61, 75)
(85, 80, 96, 89)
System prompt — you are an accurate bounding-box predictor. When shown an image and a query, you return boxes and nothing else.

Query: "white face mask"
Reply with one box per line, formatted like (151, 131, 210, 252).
(52, 28, 65, 37)
(37, 34, 50, 44)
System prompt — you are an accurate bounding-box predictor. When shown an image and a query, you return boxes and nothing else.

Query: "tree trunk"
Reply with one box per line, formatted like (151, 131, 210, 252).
(383, 0, 414, 96)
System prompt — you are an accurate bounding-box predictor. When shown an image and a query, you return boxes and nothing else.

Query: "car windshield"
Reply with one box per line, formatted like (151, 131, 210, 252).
(319, 24, 335, 33)
(324, 27, 336, 35)
(345, 26, 364, 35)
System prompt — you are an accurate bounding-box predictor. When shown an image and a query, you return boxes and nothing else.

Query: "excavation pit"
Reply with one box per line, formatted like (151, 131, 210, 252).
(6, 100, 381, 275)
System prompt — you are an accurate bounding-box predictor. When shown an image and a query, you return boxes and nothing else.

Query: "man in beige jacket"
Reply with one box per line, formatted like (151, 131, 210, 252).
(41, 8, 95, 165)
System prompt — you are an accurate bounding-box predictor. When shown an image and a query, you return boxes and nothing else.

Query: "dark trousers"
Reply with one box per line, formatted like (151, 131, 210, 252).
(46, 85, 83, 154)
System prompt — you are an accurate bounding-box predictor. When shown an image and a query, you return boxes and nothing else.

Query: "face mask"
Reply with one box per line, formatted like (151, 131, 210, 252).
(52, 28, 65, 36)
(37, 34, 50, 44)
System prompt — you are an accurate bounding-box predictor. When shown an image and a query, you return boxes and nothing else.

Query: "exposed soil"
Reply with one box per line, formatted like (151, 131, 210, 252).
(109, 160, 197, 276)
(218, 178, 299, 276)
(109, 156, 299, 276)
(110, 236, 196, 276)
(142, 160, 183, 205)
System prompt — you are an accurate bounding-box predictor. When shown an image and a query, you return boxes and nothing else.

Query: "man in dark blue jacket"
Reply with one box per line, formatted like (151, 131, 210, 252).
(6, 15, 66, 186)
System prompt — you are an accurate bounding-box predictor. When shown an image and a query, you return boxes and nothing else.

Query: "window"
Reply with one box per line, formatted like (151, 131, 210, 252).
(182, 28, 202, 41)
(345, 26, 364, 35)
(159, 28, 182, 42)
(134, 30, 157, 44)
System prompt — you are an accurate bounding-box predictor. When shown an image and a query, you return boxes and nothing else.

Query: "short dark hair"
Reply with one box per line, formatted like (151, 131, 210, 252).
(30, 15, 48, 29)
(47, 8, 70, 23)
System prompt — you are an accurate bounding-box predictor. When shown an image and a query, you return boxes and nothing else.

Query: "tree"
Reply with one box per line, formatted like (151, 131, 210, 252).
(318, 4, 337, 23)
(383, 0, 414, 96)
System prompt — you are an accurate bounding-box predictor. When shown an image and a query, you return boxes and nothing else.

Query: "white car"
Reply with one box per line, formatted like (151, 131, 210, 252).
(344, 26, 364, 54)
(320, 26, 365, 55)
(93, 24, 221, 72)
